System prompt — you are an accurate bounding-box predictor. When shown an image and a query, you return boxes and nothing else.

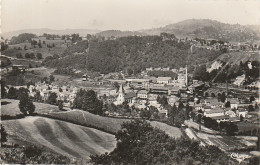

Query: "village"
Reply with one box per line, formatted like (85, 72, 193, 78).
(6, 62, 259, 125)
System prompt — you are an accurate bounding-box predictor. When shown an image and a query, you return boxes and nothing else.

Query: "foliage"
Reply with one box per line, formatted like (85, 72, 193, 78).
(47, 92, 57, 105)
(44, 35, 222, 74)
(7, 87, 18, 99)
(1, 80, 7, 98)
(1, 42, 8, 51)
(16, 53, 23, 58)
(0, 145, 73, 164)
(10, 33, 36, 44)
(73, 89, 103, 115)
(90, 120, 236, 165)
(193, 64, 210, 81)
(0, 57, 12, 69)
(19, 91, 35, 115)
(36, 53, 43, 59)
(157, 95, 168, 107)
(248, 105, 255, 112)
(1, 125, 8, 145)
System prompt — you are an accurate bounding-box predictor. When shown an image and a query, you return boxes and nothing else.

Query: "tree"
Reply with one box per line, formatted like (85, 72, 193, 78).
(113, 82, 120, 92)
(225, 122, 238, 136)
(19, 93, 35, 115)
(157, 96, 168, 107)
(49, 75, 55, 83)
(47, 92, 57, 105)
(193, 64, 210, 81)
(225, 101, 230, 108)
(90, 120, 236, 165)
(16, 53, 23, 58)
(73, 89, 103, 115)
(250, 96, 255, 102)
(240, 115, 244, 121)
(1, 80, 7, 98)
(220, 92, 226, 103)
(58, 101, 63, 110)
(7, 87, 18, 99)
(174, 110, 186, 127)
(36, 53, 43, 59)
(1, 125, 8, 146)
(1, 42, 8, 51)
(248, 105, 255, 112)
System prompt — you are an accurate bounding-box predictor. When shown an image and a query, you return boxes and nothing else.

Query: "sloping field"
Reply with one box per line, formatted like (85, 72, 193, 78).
(149, 121, 182, 138)
(2, 116, 116, 159)
(45, 110, 128, 134)
(215, 51, 260, 66)
(1, 99, 61, 116)
(46, 110, 183, 138)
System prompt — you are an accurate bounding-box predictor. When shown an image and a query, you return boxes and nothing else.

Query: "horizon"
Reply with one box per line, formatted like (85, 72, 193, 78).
(2, 0, 260, 33)
(2, 18, 260, 34)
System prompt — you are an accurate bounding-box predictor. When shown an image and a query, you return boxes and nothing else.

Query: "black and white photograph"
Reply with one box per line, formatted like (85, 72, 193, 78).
(1, 0, 260, 164)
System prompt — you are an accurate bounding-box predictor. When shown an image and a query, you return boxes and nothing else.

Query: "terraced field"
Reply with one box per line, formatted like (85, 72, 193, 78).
(2, 116, 117, 159)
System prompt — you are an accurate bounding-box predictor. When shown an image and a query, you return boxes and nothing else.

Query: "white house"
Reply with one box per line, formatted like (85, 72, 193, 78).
(137, 90, 148, 99)
(236, 109, 248, 118)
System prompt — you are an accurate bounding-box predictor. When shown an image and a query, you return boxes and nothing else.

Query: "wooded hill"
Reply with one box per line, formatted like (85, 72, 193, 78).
(44, 35, 223, 74)
(141, 19, 260, 42)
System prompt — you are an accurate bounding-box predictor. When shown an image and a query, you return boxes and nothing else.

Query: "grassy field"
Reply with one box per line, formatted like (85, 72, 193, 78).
(2, 116, 116, 159)
(44, 110, 129, 134)
(4, 43, 67, 59)
(1, 99, 61, 116)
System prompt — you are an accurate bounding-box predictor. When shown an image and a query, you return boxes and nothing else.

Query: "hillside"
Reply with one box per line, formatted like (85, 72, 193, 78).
(44, 35, 223, 74)
(2, 28, 101, 39)
(214, 51, 260, 66)
(141, 19, 260, 41)
(2, 116, 116, 159)
(96, 30, 146, 38)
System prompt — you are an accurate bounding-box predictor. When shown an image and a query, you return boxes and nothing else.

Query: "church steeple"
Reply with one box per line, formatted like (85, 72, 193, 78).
(118, 83, 125, 94)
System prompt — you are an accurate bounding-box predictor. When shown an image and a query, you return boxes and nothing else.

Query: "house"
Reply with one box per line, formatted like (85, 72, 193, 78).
(162, 67, 170, 71)
(157, 77, 172, 84)
(236, 109, 248, 118)
(154, 67, 162, 71)
(233, 74, 245, 86)
(194, 104, 203, 111)
(146, 67, 153, 71)
(211, 115, 230, 123)
(204, 108, 225, 117)
(137, 90, 148, 99)
(225, 110, 237, 117)
(168, 95, 179, 106)
(12, 65, 27, 73)
(227, 98, 239, 109)
(204, 105, 212, 112)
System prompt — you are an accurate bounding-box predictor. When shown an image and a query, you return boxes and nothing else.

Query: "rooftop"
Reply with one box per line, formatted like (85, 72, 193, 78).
(157, 77, 172, 81)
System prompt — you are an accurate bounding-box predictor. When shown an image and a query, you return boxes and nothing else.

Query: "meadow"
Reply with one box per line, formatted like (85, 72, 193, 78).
(2, 116, 116, 159)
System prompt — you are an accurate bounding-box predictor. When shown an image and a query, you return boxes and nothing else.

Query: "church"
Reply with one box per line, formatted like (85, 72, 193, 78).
(114, 84, 136, 105)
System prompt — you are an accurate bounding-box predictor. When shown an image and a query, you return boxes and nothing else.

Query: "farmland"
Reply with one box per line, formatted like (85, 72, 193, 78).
(2, 99, 182, 138)
(1, 116, 116, 159)
(1, 99, 61, 116)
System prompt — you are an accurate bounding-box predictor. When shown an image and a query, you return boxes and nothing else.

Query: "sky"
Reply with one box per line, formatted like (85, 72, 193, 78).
(1, 0, 260, 33)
